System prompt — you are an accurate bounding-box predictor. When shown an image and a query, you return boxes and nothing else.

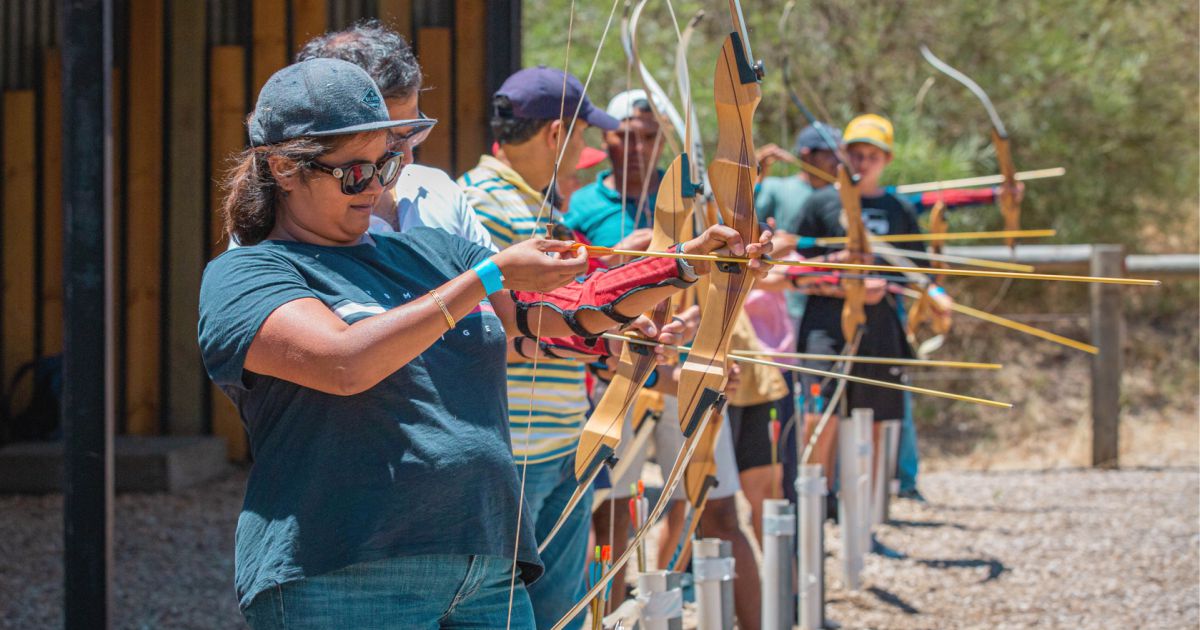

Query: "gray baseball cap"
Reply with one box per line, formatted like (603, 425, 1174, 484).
(248, 58, 410, 146)
(794, 122, 842, 153)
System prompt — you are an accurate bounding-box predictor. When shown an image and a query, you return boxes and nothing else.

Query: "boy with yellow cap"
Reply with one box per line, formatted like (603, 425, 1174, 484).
(790, 114, 954, 514)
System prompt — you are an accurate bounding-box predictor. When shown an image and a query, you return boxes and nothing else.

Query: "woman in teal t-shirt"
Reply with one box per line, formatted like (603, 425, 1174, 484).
(199, 59, 771, 629)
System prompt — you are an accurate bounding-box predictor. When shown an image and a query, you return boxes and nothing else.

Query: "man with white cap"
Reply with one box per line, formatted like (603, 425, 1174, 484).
(561, 88, 667, 250)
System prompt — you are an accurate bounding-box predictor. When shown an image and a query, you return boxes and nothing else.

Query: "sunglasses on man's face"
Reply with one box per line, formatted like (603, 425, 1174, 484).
(308, 152, 404, 196)
(387, 114, 438, 154)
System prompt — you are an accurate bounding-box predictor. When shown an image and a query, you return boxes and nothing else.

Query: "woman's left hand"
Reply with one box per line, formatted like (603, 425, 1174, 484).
(679, 225, 774, 279)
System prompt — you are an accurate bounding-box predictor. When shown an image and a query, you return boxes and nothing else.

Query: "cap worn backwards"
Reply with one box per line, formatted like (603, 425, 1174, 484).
(248, 58, 411, 146)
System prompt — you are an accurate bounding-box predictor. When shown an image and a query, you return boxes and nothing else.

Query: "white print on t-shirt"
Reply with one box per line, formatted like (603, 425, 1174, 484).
(863, 208, 891, 235)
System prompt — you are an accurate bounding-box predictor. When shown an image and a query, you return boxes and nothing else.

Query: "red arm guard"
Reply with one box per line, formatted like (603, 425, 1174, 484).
(511, 251, 693, 339)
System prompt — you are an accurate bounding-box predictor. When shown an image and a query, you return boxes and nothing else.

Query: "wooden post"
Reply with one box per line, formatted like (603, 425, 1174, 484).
(454, 0, 487, 176)
(41, 50, 64, 356)
(378, 0, 413, 40)
(290, 0, 328, 54)
(252, 0, 288, 93)
(124, 0, 165, 435)
(165, 0, 207, 435)
(2, 91, 37, 416)
(1090, 245, 1124, 468)
(416, 26, 453, 171)
(209, 44, 250, 460)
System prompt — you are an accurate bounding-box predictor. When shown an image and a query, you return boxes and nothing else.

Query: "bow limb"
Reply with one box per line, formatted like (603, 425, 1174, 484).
(906, 200, 950, 344)
(675, 23, 762, 439)
(919, 45, 1021, 247)
(624, 0, 683, 156)
(675, 10, 719, 235)
(550, 402, 719, 630)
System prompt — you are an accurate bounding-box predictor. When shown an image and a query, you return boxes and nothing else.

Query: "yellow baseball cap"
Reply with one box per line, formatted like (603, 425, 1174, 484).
(843, 114, 893, 153)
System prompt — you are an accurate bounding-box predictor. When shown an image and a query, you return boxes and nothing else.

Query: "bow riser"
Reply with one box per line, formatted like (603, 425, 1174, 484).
(992, 130, 1020, 245)
(675, 30, 762, 438)
(838, 165, 870, 342)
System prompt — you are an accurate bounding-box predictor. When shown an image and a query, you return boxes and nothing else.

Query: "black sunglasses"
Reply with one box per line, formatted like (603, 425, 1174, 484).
(308, 152, 404, 195)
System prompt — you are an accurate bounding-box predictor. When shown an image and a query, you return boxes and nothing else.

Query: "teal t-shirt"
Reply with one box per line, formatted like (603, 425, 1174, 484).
(755, 176, 814, 234)
(563, 169, 659, 247)
(755, 176, 815, 320)
(198, 228, 542, 608)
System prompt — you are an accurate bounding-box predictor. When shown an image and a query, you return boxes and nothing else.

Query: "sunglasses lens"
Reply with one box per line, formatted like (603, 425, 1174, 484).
(341, 163, 374, 195)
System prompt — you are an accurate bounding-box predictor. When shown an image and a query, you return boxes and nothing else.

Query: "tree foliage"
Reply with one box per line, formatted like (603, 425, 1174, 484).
(523, 0, 1199, 252)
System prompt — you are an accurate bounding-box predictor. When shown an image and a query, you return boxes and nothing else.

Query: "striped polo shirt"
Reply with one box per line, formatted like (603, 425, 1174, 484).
(459, 155, 589, 463)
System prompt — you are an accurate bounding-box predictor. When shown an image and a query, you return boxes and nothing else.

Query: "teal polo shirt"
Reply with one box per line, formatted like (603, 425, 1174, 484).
(755, 175, 815, 234)
(563, 169, 660, 247)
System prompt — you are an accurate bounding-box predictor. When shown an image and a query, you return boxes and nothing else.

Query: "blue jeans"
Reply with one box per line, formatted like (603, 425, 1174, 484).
(242, 554, 534, 629)
(521, 455, 591, 630)
(898, 391, 920, 492)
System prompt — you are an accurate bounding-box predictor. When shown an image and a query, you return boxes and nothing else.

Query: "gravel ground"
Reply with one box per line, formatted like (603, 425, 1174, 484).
(823, 467, 1200, 630)
(0, 469, 247, 630)
(1, 467, 1196, 629)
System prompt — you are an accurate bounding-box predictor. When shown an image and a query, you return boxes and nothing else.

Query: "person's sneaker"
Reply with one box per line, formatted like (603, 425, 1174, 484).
(897, 487, 927, 503)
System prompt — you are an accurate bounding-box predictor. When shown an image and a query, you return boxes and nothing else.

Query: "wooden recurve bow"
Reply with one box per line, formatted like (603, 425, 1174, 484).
(671, 1, 765, 566)
(920, 45, 1021, 248)
(906, 200, 951, 348)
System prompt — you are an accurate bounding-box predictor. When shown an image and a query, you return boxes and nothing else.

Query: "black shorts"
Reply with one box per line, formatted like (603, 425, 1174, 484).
(728, 399, 786, 472)
(797, 328, 906, 421)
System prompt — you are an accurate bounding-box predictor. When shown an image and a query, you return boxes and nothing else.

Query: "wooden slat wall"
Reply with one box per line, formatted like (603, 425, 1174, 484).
(40, 50, 62, 355)
(252, 0, 288, 93)
(209, 44, 249, 460)
(416, 26, 453, 172)
(454, 0, 487, 176)
(124, 0, 165, 435)
(378, 0, 412, 40)
(2, 91, 37, 414)
(1, 1, 514, 459)
(164, 0, 207, 435)
(290, 0, 327, 54)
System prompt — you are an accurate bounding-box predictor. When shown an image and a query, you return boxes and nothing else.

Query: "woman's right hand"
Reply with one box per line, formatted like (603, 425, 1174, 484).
(491, 238, 589, 292)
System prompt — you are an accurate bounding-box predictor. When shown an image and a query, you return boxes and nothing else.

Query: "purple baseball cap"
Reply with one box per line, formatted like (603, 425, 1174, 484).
(494, 66, 619, 131)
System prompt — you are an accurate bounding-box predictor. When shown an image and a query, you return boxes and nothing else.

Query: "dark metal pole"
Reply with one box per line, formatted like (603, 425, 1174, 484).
(60, 0, 114, 627)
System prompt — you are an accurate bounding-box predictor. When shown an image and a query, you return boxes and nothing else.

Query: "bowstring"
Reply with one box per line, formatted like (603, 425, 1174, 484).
(506, 2, 623, 627)
(506, 2, 577, 625)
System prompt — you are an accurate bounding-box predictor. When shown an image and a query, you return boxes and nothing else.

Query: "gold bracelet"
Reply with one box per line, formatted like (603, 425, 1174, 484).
(428, 290, 455, 330)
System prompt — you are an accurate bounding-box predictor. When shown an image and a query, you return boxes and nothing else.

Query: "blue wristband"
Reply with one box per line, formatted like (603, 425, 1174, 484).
(473, 259, 505, 295)
(929, 285, 946, 297)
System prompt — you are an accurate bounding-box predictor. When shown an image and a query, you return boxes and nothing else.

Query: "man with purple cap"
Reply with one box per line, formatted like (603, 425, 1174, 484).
(458, 67, 619, 630)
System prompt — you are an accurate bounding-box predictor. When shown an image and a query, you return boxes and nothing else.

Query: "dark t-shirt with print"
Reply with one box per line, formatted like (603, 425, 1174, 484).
(198, 228, 541, 608)
(794, 187, 926, 414)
